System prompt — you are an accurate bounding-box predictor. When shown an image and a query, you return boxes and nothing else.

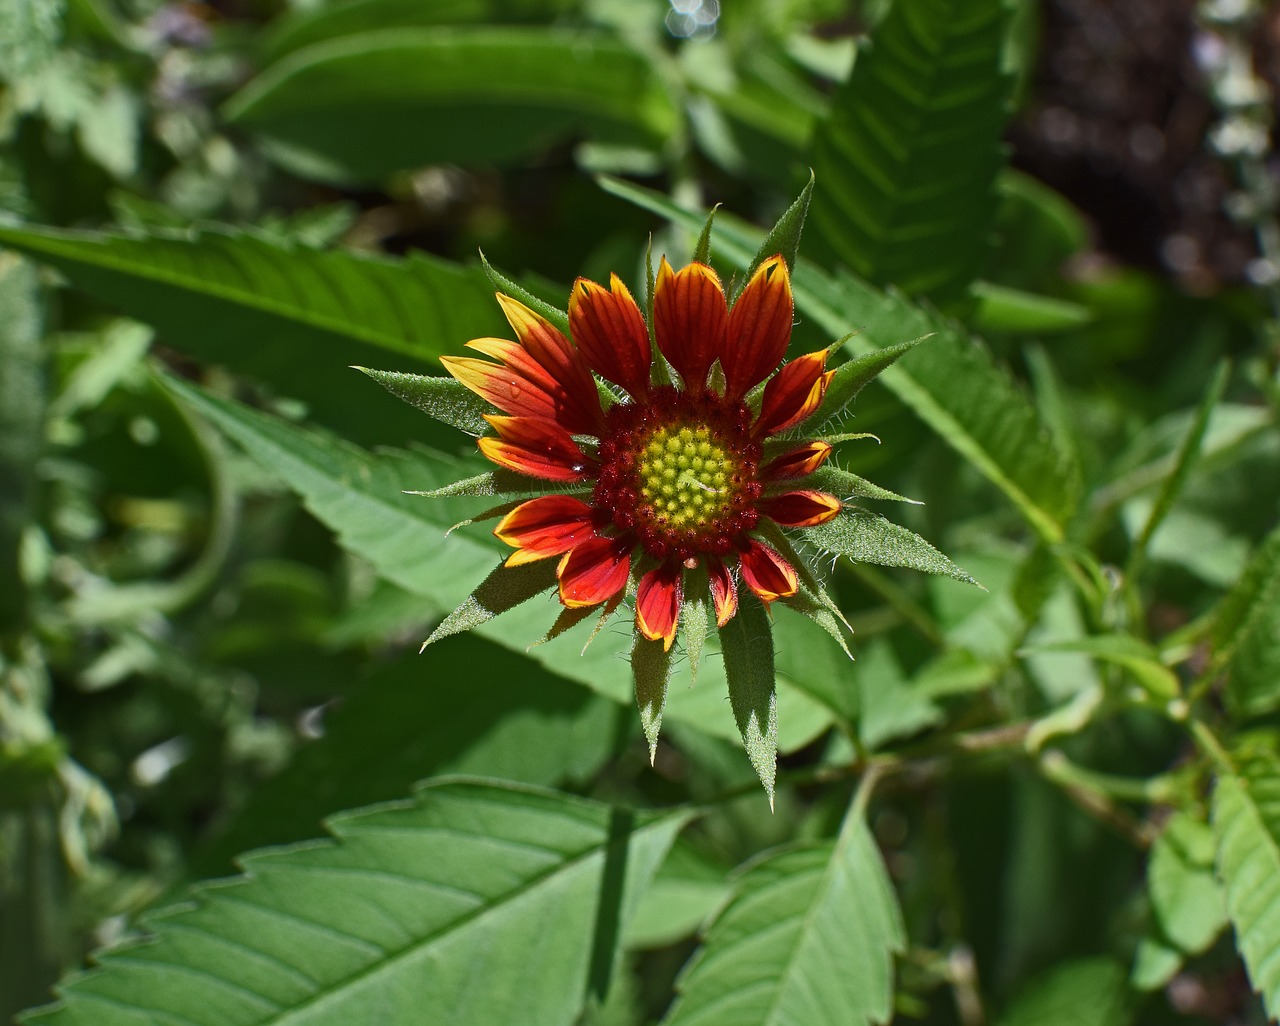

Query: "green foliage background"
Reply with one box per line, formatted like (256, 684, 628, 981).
(2, 0, 1279, 1023)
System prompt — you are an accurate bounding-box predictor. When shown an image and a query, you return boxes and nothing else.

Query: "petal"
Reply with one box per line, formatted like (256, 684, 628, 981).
(706, 556, 738, 627)
(441, 354, 565, 423)
(495, 495, 597, 566)
(723, 255, 794, 400)
(753, 349, 832, 437)
(653, 257, 727, 392)
(569, 274, 652, 398)
(478, 415, 595, 482)
(762, 441, 833, 481)
(738, 539, 798, 604)
(495, 295, 606, 435)
(760, 490, 842, 528)
(558, 535, 632, 608)
(636, 560, 683, 650)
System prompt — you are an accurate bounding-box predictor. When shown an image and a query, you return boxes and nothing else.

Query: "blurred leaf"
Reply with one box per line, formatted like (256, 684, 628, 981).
(0, 255, 43, 630)
(855, 640, 943, 750)
(26, 779, 688, 1026)
(1213, 748, 1280, 1019)
(970, 281, 1092, 334)
(191, 639, 623, 876)
(1215, 524, 1280, 719)
(226, 28, 679, 184)
(663, 812, 903, 1026)
(0, 0, 63, 81)
(807, 0, 1016, 303)
(1148, 812, 1226, 956)
(1020, 634, 1179, 702)
(995, 958, 1129, 1026)
(597, 177, 1083, 543)
(0, 223, 505, 439)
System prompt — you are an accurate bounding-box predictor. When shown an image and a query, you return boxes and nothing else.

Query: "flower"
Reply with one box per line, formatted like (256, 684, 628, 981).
(439, 254, 841, 652)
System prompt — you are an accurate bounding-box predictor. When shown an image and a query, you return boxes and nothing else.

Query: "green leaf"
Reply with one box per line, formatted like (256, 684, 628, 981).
(0, 0, 62, 82)
(855, 640, 944, 750)
(1213, 749, 1280, 1018)
(692, 204, 719, 267)
(803, 507, 978, 585)
(479, 252, 571, 337)
(663, 811, 904, 1025)
(970, 280, 1092, 334)
(1020, 634, 1179, 702)
(189, 640, 623, 877)
(807, 0, 1017, 303)
(719, 590, 778, 801)
(595, 176, 1082, 542)
(1215, 524, 1280, 719)
(805, 334, 927, 430)
(1148, 812, 1227, 956)
(225, 28, 679, 184)
(355, 367, 493, 436)
(423, 558, 558, 648)
(0, 223, 505, 439)
(632, 634, 673, 764)
(408, 470, 585, 500)
(731, 171, 813, 303)
(0, 255, 43, 631)
(625, 840, 731, 950)
(995, 958, 1129, 1026)
(805, 463, 920, 504)
(25, 780, 688, 1026)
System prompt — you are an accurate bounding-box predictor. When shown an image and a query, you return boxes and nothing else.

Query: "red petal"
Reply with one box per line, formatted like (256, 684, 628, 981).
(753, 349, 831, 437)
(442, 355, 564, 423)
(724, 255, 794, 400)
(653, 257, 727, 392)
(495, 295, 606, 435)
(706, 556, 738, 627)
(762, 441, 833, 481)
(569, 274, 652, 399)
(738, 540, 798, 603)
(478, 415, 595, 482)
(558, 535, 632, 608)
(495, 495, 596, 566)
(761, 490, 842, 528)
(636, 560, 683, 650)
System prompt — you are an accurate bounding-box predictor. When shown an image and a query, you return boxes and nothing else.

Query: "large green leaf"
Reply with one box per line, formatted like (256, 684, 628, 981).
(0, 223, 505, 441)
(189, 639, 623, 877)
(995, 958, 1129, 1026)
(597, 177, 1082, 542)
(24, 779, 688, 1025)
(1213, 748, 1280, 1019)
(1147, 812, 1226, 956)
(807, 0, 1017, 303)
(164, 377, 836, 752)
(1216, 525, 1280, 719)
(225, 27, 680, 184)
(662, 810, 904, 1026)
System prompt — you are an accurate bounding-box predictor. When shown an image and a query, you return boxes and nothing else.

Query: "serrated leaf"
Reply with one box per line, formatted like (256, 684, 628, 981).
(355, 367, 493, 436)
(24, 779, 688, 1026)
(807, 0, 1017, 303)
(225, 27, 679, 184)
(0, 222, 505, 439)
(632, 634, 673, 764)
(423, 558, 558, 649)
(805, 334, 927, 430)
(1213, 750, 1280, 1018)
(730, 171, 813, 303)
(996, 958, 1129, 1026)
(663, 812, 904, 1025)
(803, 507, 978, 585)
(595, 176, 1082, 543)
(719, 590, 778, 801)
(1148, 812, 1226, 956)
(189, 640, 622, 876)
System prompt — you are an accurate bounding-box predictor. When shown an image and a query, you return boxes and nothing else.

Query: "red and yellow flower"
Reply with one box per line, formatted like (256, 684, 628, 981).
(440, 254, 841, 652)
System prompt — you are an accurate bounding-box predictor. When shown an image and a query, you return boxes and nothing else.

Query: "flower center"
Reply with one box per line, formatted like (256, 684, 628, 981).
(593, 387, 762, 561)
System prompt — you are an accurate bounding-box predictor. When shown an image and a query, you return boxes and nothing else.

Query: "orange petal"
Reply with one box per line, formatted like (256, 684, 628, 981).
(441, 354, 563, 423)
(569, 274, 652, 399)
(762, 441, 833, 481)
(478, 415, 595, 482)
(636, 560, 683, 650)
(724, 255, 794, 401)
(761, 490, 842, 528)
(495, 295, 605, 435)
(738, 540, 798, 604)
(558, 535, 632, 608)
(706, 556, 738, 627)
(495, 495, 597, 566)
(754, 349, 831, 437)
(653, 257, 727, 392)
